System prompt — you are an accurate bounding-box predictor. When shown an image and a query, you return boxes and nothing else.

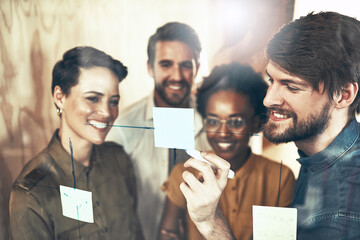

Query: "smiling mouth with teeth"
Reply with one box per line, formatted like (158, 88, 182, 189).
(218, 142, 233, 149)
(270, 110, 293, 121)
(88, 120, 109, 129)
(168, 84, 183, 91)
(273, 112, 290, 119)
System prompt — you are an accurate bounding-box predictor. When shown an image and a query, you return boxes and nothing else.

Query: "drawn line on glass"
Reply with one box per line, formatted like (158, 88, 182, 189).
(69, 138, 76, 189)
(84, 123, 258, 136)
(69, 139, 82, 240)
(85, 123, 154, 130)
(77, 205, 82, 240)
(173, 148, 176, 166)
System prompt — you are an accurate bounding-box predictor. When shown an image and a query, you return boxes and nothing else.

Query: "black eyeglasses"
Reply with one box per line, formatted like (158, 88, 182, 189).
(204, 116, 246, 131)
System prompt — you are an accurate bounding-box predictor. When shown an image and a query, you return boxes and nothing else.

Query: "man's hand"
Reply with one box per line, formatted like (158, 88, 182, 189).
(179, 152, 235, 239)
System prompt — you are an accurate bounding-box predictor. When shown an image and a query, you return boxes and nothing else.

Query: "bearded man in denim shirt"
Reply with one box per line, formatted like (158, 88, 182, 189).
(262, 11, 360, 239)
(177, 12, 360, 240)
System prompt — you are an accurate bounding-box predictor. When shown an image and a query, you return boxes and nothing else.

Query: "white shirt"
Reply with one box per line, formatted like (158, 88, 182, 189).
(106, 93, 210, 240)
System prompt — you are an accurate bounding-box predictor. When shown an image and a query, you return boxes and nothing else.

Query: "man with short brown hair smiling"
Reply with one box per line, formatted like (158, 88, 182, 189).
(107, 22, 209, 240)
(180, 12, 360, 240)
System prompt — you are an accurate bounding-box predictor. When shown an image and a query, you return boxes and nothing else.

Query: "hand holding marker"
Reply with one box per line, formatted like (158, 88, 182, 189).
(186, 149, 235, 179)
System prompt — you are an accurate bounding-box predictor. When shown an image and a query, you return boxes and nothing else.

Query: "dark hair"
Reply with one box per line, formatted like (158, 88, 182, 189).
(147, 22, 201, 68)
(51, 46, 128, 96)
(196, 62, 268, 126)
(267, 11, 360, 118)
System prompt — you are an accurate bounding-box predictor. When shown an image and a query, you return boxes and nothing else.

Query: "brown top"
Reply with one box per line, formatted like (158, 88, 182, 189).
(10, 130, 144, 240)
(163, 152, 296, 240)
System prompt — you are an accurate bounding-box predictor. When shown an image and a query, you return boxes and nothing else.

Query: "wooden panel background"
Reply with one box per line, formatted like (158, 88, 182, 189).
(0, 0, 294, 238)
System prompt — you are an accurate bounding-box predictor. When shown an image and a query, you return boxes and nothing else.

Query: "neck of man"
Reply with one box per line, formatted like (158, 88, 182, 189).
(153, 91, 190, 108)
(295, 111, 351, 157)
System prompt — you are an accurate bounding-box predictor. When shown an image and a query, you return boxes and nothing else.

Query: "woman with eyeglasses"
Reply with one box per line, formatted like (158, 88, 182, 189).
(158, 62, 296, 240)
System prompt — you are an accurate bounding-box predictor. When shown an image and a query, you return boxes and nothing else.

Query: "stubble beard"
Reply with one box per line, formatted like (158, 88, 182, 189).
(155, 79, 191, 107)
(263, 103, 331, 144)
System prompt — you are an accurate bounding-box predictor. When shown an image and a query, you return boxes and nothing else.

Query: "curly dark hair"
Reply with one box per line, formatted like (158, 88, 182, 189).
(196, 62, 268, 129)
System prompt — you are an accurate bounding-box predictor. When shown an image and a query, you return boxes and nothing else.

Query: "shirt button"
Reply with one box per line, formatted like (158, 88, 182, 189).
(232, 209, 236, 213)
(104, 227, 108, 232)
(232, 186, 236, 190)
(96, 201, 100, 206)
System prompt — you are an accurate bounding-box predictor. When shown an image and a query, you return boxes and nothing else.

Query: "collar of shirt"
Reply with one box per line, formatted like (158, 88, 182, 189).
(296, 118, 359, 173)
(46, 129, 99, 182)
(231, 151, 255, 180)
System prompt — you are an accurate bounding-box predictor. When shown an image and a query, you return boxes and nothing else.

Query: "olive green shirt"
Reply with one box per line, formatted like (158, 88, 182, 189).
(10, 130, 144, 240)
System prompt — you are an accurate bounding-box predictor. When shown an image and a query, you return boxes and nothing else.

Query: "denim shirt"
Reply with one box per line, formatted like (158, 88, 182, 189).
(292, 118, 360, 240)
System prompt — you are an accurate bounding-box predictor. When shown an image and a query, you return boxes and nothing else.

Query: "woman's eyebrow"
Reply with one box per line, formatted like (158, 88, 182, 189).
(84, 91, 104, 96)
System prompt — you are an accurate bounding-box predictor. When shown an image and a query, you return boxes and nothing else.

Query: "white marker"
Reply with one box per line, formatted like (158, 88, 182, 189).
(186, 149, 235, 179)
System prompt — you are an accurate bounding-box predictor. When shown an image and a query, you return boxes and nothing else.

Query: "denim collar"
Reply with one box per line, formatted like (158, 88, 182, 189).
(296, 118, 359, 173)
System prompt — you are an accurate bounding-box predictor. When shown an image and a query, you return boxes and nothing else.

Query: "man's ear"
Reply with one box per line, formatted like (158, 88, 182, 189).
(147, 61, 154, 78)
(53, 86, 65, 110)
(334, 82, 358, 109)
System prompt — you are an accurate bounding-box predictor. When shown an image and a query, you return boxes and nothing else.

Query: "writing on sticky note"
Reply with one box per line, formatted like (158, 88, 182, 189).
(153, 107, 194, 149)
(60, 185, 94, 223)
(253, 205, 297, 240)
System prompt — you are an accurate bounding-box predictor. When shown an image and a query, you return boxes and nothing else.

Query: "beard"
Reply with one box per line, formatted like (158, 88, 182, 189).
(264, 102, 331, 144)
(155, 79, 191, 106)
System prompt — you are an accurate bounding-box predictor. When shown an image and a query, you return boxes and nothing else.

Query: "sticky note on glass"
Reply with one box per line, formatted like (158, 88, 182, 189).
(253, 205, 297, 240)
(153, 107, 194, 149)
(60, 185, 94, 223)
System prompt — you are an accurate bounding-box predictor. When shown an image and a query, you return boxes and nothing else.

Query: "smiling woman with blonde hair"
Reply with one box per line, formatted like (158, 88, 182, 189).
(9, 46, 144, 240)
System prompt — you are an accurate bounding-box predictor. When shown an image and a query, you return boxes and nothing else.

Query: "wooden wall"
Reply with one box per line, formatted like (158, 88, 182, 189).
(0, 0, 294, 238)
